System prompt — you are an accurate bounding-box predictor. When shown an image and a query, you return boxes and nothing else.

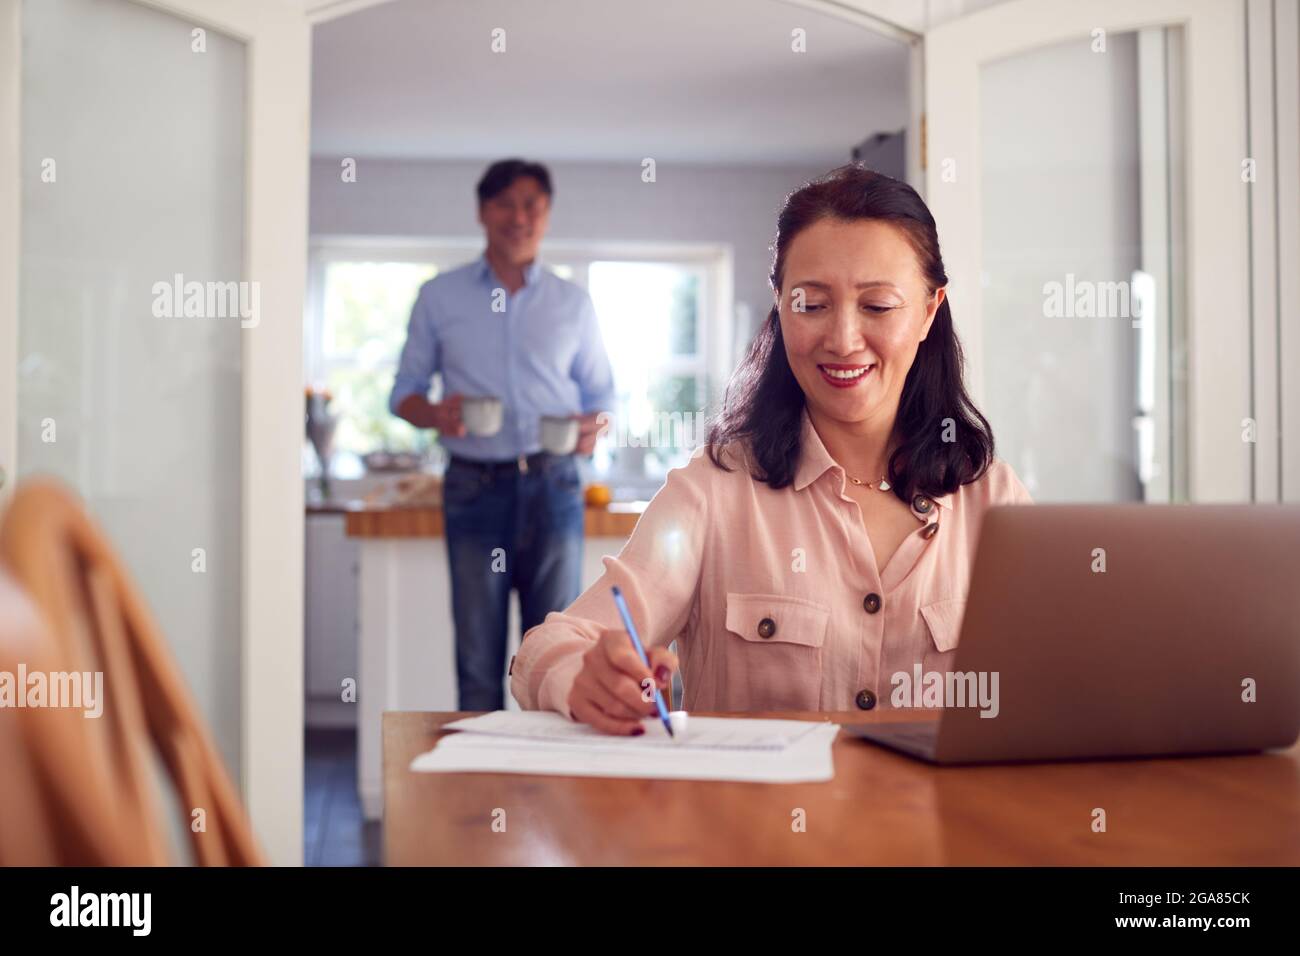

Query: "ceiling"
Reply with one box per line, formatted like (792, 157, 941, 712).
(310, 0, 911, 166)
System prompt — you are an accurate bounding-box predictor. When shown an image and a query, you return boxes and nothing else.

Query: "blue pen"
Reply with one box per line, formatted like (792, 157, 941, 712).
(610, 585, 674, 738)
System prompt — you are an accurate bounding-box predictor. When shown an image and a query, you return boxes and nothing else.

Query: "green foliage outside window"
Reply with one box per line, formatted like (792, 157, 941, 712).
(319, 261, 437, 455)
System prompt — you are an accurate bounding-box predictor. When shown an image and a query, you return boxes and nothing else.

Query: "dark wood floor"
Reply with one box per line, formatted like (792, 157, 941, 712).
(305, 728, 382, 866)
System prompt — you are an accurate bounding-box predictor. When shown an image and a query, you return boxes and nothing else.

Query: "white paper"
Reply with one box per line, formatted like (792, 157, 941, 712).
(441, 710, 827, 750)
(409, 712, 841, 783)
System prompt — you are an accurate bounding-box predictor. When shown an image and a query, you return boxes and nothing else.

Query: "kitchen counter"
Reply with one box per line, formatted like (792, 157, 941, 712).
(341, 502, 645, 538)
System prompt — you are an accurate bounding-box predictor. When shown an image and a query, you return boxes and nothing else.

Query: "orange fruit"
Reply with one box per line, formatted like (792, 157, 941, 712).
(584, 483, 612, 507)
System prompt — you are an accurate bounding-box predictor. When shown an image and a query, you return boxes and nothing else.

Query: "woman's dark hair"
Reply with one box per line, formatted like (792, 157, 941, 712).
(476, 158, 553, 204)
(706, 163, 994, 501)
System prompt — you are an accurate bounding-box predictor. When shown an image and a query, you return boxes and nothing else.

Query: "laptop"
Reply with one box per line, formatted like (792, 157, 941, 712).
(847, 504, 1300, 764)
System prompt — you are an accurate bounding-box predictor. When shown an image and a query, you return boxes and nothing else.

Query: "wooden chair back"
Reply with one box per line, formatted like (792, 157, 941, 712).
(0, 480, 263, 865)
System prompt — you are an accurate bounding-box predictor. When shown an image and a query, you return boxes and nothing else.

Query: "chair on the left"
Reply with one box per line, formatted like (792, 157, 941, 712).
(0, 479, 263, 865)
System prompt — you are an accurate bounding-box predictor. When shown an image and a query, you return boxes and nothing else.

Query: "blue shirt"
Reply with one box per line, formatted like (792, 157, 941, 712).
(389, 254, 616, 461)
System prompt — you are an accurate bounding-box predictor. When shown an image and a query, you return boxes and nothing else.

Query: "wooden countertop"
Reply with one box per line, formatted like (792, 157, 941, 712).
(343, 502, 645, 539)
(383, 709, 1300, 866)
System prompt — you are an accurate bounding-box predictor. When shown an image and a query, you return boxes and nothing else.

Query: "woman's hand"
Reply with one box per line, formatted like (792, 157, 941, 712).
(567, 628, 678, 735)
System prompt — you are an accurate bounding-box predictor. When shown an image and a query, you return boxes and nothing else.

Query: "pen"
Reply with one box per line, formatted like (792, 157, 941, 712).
(610, 585, 674, 738)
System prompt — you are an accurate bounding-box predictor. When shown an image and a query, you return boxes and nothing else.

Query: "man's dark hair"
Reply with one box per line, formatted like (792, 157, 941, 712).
(476, 159, 553, 204)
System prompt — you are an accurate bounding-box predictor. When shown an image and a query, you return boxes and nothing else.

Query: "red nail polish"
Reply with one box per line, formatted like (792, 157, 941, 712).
(631, 726, 645, 736)
(655, 665, 670, 683)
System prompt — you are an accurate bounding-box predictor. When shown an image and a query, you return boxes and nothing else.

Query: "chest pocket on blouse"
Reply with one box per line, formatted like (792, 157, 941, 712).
(919, 597, 966, 675)
(722, 593, 829, 710)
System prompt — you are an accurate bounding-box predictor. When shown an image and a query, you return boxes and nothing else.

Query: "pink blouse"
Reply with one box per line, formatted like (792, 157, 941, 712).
(510, 408, 1033, 717)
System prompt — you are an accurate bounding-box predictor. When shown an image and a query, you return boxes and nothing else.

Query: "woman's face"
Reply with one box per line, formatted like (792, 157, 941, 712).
(778, 217, 945, 431)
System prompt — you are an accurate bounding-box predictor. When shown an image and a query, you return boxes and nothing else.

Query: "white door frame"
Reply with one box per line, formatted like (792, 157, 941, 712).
(925, 0, 1252, 502)
(0, 0, 310, 865)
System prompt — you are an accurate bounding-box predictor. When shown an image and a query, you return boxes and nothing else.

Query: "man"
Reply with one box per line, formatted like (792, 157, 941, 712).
(390, 159, 614, 711)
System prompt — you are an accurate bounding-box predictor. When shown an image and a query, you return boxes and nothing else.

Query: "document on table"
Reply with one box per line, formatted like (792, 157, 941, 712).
(408, 711, 841, 783)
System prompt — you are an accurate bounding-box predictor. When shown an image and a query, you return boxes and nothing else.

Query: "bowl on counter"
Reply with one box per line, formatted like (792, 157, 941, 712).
(363, 451, 426, 473)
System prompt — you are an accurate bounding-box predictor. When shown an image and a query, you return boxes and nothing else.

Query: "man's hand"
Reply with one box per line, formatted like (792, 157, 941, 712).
(397, 393, 466, 436)
(574, 411, 606, 455)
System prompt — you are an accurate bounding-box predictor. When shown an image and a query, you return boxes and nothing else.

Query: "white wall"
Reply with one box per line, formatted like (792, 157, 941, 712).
(309, 156, 832, 352)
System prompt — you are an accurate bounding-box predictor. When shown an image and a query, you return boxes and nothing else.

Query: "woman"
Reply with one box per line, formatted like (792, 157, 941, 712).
(510, 164, 1031, 734)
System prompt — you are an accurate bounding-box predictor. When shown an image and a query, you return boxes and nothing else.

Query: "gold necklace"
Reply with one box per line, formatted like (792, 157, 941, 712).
(846, 473, 891, 491)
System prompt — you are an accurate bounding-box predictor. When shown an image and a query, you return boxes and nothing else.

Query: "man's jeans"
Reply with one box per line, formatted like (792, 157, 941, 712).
(442, 453, 585, 711)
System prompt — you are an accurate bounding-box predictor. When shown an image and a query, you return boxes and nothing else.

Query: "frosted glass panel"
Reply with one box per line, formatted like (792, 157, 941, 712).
(980, 30, 1183, 503)
(19, 0, 245, 773)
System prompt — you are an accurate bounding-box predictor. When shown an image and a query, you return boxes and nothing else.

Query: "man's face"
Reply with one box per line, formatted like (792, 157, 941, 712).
(478, 176, 551, 265)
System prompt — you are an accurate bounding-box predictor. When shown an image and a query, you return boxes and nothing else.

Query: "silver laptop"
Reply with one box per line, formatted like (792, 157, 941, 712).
(847, 504, 1300, 764)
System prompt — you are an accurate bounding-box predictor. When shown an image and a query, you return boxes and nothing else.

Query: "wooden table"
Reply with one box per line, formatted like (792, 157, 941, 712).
(383, 710, 1300, 866)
